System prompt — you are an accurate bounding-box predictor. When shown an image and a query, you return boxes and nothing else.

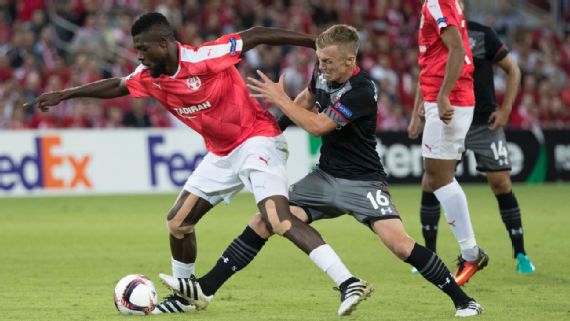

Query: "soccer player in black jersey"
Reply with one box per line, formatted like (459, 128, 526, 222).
(413, 2, 535, 274)
(161, 24, 483, 317)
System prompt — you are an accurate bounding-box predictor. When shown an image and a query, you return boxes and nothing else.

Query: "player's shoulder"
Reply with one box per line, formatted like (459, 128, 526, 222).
(350, 70, 376, 94)
(125, 64, 149, 80)
(343, 69, 377, 103)
(467, 20, 493, 34)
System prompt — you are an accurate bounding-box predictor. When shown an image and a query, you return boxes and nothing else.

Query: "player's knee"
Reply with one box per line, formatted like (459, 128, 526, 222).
(488, 176, 512, 195)
(259, 200, 292, 236)
(166, 214, 195, 239)
(248, 213, 273, 238)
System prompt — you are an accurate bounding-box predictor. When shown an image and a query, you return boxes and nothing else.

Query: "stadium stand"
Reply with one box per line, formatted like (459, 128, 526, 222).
(0, 0, 568, 130)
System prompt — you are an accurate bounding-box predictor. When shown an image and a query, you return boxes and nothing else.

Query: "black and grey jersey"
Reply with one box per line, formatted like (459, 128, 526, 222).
(467, 20, 510, 124)
(309, 67, 386, 181)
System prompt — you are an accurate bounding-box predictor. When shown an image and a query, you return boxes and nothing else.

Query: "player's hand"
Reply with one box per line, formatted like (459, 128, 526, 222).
(436, 95, 454, 124)
(23, 91, 65, 112)
(488, 109, 509, 131)
(407, 113, 424, 139)
(247, 70, 288, 106)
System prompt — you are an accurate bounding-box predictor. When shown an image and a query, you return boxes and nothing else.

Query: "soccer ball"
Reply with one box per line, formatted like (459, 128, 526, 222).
(113, 274, 158, 315)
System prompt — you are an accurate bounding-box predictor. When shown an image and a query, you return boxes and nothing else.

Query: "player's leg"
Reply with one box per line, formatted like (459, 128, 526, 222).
(486, 171, 535, 272)
(422, 103, 487, 285)
(166, 190, 213, 278)
(370, 218, 482, 316)
(469, 125, 534, 272)
(153, 191, 214, 314)
(173, 206, 309, 310)
(154, 152, 244, 314)
(419, 173, 441, 253)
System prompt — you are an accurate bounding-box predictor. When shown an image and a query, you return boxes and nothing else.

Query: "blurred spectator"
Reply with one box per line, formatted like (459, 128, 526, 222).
(0, 0, 568, 130)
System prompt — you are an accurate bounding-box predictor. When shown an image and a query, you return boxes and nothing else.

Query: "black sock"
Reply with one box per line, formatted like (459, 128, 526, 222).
(496, 191, 526, 257)
(420, 191, 441, 252)
(198, 226, 267, 296)
(405, 243, 471, 307)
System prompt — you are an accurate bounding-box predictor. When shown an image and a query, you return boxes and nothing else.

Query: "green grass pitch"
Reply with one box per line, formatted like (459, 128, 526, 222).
(1, 183, 569, 321)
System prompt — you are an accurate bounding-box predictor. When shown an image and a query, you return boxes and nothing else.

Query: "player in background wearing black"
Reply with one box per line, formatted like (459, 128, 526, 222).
(414, 1, 535, 274)
(162, 24, 483, 317)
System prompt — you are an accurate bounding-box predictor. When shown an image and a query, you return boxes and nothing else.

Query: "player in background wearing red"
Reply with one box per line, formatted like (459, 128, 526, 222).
(415, 0, 535, 274)
(408, 0, 489, 286)
(24, 12, 370, 314)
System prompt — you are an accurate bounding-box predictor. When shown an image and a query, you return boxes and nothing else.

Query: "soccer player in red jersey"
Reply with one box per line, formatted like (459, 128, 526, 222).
(417, 0, 535, 274)
(408, 0, 489, 286)
(24, 12, 366, 314)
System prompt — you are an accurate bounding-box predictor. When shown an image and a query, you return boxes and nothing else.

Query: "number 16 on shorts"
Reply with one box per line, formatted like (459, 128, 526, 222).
(366, 190, 394, 215)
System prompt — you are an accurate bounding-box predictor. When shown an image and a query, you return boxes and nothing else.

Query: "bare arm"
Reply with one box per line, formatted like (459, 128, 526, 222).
(238, 26, 315, 54)
(488, 54, 520, 130)
(408, 81, 425, 139)
(275, 88, 316, 130)
(439, 26, 466, 99)
(248, 71, 336, 136)
(24, 77, 130, 111)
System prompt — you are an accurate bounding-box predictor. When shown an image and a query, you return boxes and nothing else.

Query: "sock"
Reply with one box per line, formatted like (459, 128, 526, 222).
(405, 243, 471, 307)
(420, 191, 441, 252)
(434, 179, 479, 261)
(496, 191, 526, 257)
(309, 244, 353, 286)
(198, 226, 267, 296)
(172, 258, 195, 279)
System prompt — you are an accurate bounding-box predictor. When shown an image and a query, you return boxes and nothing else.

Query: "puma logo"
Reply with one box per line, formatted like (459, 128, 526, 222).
(259, 156, 270, 165)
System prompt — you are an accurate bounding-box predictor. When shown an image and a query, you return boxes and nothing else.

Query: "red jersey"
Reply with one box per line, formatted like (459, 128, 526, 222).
(418, 0, 474, 106)
(125, 34, 281, 155)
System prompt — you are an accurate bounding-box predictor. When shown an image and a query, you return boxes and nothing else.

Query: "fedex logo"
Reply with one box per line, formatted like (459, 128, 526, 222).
(0, 136, 92, 191)
(148, 135, 206, 187)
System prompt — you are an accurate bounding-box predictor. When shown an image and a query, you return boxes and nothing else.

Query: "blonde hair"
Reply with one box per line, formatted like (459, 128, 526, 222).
(316, 24, 360, 55)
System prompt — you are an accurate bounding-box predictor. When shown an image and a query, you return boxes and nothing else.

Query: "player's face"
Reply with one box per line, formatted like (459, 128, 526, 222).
(316, 45, 354, 82)
(133, 31, 169, 78)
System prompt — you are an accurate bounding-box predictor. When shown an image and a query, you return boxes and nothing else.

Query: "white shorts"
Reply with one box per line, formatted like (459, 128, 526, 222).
(422, 102, 474, 160)
(183, 135, 289, 205)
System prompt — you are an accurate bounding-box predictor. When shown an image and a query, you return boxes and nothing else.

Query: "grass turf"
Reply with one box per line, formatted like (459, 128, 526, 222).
(0, 183, 569, 320)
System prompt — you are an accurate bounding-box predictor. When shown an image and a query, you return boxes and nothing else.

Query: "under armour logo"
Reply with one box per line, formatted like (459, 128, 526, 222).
(448, 220, 456, 227)
(437, 277, 451, 289)
(221, 256, 229, 263)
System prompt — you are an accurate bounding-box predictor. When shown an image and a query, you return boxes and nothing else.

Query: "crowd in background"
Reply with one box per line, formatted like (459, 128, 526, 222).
(1, 0, 569, 130)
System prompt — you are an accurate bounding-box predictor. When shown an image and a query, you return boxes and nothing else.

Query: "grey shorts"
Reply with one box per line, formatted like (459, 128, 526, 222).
(465, 124, 512, 172)
(288, 169, 400, 225)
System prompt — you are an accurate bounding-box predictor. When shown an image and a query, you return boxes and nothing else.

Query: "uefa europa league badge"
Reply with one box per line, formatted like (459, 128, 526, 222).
(187, 76, 201, 90)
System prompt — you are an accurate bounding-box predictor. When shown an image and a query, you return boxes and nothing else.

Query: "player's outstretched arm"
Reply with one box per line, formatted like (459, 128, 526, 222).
(238, 26, 315, 54)
(23, 77, 130, 112)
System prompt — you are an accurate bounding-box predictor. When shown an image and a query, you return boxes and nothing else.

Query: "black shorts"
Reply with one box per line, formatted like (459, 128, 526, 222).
(288, 169, 400, 225)
(465, 124, 512, 172)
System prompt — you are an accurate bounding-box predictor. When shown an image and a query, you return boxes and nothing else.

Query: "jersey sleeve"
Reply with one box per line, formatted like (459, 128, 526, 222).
(124, 65, 150, 98)
(323, 84, 377, 128)
(181, 34, 243, 74)
(427, 0, 461, 35)
(484, 26, 509, 63)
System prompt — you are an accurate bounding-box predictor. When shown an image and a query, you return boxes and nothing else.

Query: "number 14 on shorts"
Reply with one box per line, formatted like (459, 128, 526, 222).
(490, 141, 509, 166)
(366, 190, 393, 215)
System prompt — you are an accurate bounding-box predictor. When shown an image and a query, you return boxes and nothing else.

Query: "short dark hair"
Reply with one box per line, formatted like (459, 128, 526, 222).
(131, 12, 174, 39)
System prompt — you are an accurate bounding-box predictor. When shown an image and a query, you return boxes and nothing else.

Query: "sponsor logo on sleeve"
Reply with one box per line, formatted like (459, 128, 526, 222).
(229, 37, 237, 56)
(333, 102, 353, 119)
